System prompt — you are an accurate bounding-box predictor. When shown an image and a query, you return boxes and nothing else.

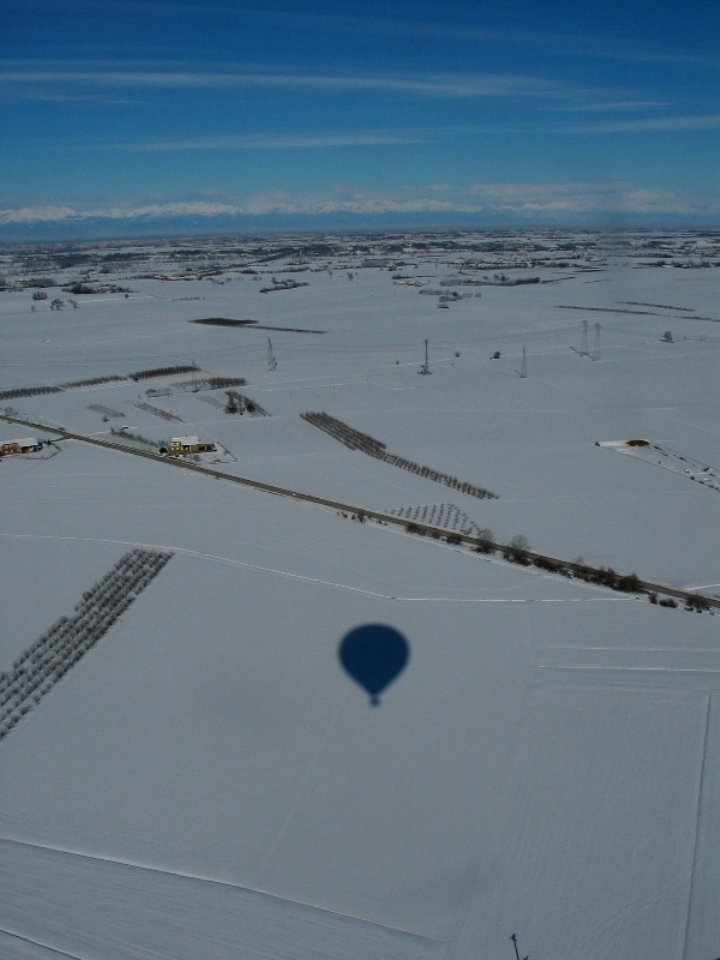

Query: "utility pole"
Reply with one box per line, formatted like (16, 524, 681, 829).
(419, 338, 432, 374)
(580, 319, 588, 356)
(517, 345, 527, 379)
(592, 322, 601, 362)
(510, 933, 528, 960)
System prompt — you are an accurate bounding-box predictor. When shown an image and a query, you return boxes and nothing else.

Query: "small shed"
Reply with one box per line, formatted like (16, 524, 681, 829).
(18, 438, 42, 452)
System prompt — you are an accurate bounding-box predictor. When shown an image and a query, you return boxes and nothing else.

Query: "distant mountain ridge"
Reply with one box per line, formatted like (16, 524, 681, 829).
(1, 208, 716, 242)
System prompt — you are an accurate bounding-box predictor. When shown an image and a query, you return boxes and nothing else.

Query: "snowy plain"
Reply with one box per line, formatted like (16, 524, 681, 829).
(0, 232, 719, 959)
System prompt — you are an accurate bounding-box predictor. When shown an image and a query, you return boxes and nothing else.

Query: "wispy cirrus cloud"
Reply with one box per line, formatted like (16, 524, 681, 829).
(64, 3, 715, 69)
(4, 65, 709, 122)
(90, 131, 429, 151)
(25, 104, 720, 159)
(546, 100, 671, 113)
(456, 180, 714, 215)
(569, 113, 720, 133)
(6, 2, 713, 70)
(0, 66, 592, 103)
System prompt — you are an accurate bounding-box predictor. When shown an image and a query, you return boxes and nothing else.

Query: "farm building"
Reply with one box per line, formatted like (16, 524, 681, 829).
(1, 438, 42, 456)
(168, 436, 216, 455)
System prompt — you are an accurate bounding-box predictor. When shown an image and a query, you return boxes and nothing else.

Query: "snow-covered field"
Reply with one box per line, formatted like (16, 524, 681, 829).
(0, 232, 718, 959)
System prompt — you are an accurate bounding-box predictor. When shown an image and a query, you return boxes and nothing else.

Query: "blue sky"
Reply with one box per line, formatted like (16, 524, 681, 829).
(1, 0, 718, 234)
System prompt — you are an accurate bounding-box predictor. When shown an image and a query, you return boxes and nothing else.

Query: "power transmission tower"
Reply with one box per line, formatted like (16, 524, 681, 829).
(267, 338, 277, 372)
(419, 338, 432, 374)
(592, 323, 601, 361)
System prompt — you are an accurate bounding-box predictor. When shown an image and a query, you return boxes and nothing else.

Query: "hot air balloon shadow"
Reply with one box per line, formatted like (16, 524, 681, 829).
(338, 624, 410, 706)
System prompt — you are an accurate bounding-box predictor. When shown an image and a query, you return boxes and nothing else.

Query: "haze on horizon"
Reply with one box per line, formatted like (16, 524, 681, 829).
(1, 0, 719, 238)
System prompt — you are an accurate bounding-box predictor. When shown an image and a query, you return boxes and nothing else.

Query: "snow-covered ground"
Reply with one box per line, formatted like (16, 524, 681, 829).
(0, 233, 718, 959)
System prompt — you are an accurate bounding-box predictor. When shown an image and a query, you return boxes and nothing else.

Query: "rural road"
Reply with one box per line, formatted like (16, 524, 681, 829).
(2, 412, 718, 611)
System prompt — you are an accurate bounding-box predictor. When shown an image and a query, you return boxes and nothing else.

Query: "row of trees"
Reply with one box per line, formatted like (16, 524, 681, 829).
(301, 411, 387, 456)
(399, 524, 712, 610)
(302, 411, 498, 500)
(61, 374, 125, 389)
(0, 384, 62, 400)
(176, 376, 247, 393)
(1, 366, 202, 404)
(0, 549, 173, 742)
(0, 374, 124, 402)
(130, 364, 199, 382)
(382, 451, 497, 499)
